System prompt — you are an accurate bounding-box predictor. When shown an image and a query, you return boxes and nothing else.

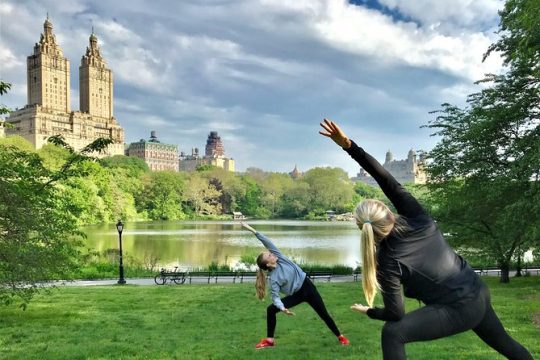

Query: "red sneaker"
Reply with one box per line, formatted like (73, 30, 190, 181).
(338, 335, 350, 345)
(255, 338, 275, 349)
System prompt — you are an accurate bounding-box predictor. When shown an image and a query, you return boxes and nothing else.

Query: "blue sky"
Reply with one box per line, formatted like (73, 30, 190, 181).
(0, 0, 504, 175)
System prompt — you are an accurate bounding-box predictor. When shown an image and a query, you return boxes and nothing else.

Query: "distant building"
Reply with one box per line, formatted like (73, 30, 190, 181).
(289, 165, 302, 179)
(205, 131, 224, 157)
(178, 148, 204, 171)
(352, 149, 426, 185)
(5, 16, 124, 157)
(126, 131, 178, 171)
(179, 131, 235, 172)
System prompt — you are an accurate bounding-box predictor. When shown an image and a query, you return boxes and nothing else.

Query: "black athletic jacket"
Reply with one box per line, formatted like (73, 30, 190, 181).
(344, 141, 481, 321)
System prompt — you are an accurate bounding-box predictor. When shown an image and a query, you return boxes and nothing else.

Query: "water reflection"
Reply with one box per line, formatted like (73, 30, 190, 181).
(83, 220, 361, 270)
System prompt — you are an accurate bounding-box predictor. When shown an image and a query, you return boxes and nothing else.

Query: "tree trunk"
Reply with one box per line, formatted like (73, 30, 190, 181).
(515, 252, 522, 277)
(499, 262, 510, 283)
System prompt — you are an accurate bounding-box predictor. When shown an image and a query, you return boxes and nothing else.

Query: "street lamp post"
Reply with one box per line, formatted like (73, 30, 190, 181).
(116, 220, 126, 284)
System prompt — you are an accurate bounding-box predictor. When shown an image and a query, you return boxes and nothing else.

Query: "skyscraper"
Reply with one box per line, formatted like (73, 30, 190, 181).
(5, 16, 124, 156)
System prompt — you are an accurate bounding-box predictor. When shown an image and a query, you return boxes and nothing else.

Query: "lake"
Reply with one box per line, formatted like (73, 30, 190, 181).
(83, 220, 361, 270)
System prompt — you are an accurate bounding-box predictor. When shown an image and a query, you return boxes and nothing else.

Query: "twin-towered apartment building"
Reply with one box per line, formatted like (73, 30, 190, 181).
(3, 17, 234, 172)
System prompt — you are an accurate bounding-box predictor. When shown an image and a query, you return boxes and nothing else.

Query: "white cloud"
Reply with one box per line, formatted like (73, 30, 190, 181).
(0, 45, 23, 70)
(378, 0, 501, 29)
(2, 0, 505, 174)
(312, 1, 502, 81)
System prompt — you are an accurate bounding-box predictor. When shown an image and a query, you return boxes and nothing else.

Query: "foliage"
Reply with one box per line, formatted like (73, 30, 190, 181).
(302, 167, 355, 216)
(75, 249, 156, 279)
(0, 135, 112, 308)
(424, 0, 540, 282)
(100, 154, 149, 175)
(137, 171, 186, 220)
(1, 134, 431, 225)
(0, 81, 12, 128)
(184, 172, 221, 216)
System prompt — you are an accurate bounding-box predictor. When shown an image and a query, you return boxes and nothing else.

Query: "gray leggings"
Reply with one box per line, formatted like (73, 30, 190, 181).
(381, 283, 533, 360)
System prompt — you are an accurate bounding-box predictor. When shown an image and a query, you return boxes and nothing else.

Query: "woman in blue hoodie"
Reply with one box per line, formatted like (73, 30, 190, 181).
(241, 222, 349, 349)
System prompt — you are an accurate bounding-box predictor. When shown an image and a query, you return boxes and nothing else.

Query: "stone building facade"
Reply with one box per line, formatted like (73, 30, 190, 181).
(126, 131, 179, 171)
(352, 149, 427, 185)
(179, 131, 235, 172)
(4, 17, 124, 156)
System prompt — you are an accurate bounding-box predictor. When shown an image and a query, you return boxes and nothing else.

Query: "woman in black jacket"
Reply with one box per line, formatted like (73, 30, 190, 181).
(320, 119, 533, 360)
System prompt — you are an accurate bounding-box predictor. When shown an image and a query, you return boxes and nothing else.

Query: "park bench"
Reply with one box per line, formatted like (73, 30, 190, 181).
(187, 271, 246, 283)
(353, 269, 362, 282)
(524, 267, 540, 276)
(474, 267, 502, 276)
(187, 271, 215, 284)
(237, 271, 257, 283)
(307, 271, 333, 282)
(214, 271, 240, 283)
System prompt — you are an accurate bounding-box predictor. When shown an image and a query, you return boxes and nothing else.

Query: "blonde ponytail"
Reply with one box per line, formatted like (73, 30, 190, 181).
(361, 223, 380, 307)
(255, 269, 266, 300)
(354, 199, 398, 308)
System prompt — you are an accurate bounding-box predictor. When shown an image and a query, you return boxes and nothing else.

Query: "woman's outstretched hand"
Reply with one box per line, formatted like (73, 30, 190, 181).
(282, 308, 295, 316)
(319, 119, 352, 149)
(350, 303, 369, 314)
(240, 222, 257, 234)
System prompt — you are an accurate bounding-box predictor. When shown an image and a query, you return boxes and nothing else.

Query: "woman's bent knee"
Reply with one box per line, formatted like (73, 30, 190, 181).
(267, 304, 280, 315)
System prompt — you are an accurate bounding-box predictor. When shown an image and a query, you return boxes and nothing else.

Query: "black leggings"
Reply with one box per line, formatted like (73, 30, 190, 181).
(381, 283, 533, 360)
(266, 277, 341, 338)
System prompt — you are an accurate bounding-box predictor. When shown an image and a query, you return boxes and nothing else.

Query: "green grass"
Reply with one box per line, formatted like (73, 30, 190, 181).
(0, 277, 538, 359)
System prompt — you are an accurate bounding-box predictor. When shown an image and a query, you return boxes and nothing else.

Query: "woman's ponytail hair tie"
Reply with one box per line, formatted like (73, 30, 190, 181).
(364, 220, 372, 225)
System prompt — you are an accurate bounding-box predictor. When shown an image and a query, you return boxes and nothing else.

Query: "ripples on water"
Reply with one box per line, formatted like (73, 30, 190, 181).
(83, 220, 361, 269)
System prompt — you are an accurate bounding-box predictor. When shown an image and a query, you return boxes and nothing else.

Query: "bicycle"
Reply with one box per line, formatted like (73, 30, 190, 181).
(154, 266, 187, 285)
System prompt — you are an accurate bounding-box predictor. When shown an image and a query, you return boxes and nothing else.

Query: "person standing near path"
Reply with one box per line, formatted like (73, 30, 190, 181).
(319, 119, 533, 360)
(240, 222, 350, 349)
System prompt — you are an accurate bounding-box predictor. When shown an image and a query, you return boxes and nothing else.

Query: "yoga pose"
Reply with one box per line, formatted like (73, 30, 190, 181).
(241, 222, 350, 349)
(319, 119, 533, 360)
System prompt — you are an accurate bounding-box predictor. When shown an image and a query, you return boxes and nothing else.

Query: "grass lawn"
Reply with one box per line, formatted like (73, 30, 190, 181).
(0, 277, 538, 359)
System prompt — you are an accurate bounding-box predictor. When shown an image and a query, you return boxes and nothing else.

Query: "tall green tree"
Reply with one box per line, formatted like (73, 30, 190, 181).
(202, 167, 247, 215)
(302, 167, 355, 216)
(138, 171, 186, 220)
(281, 181, 311, 218)
(184, 173, 221, 216)
(425, 0, 540, 282)
(236, 175, 266, 217)
(260, 173, 293, 217)
(0, 132, 113, 307)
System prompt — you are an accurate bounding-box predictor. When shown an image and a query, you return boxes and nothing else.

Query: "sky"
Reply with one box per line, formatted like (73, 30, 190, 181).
(0, 0, 505, 176)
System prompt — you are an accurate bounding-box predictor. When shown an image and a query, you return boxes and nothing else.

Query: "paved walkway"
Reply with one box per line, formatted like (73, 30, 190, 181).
(55, 274, 359, 287)
(53, 270, 538, 287)
(51, 268, 540, 286)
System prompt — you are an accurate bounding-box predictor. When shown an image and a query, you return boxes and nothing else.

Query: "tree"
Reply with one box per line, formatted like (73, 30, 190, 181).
(137, 171, 186, 220)
(100, 155, 149, 176)
(281, 181, 311, 218)
(184, 173, 221, 216)
(0, 133, 113, 307)
(424, 0, 540, 282)
(302, 167, 355, 215)
(0, 81, 12, 129)
(236, 175, 266, 217)
(259, 173, 293, 217)
(202, 167, 247, 215)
